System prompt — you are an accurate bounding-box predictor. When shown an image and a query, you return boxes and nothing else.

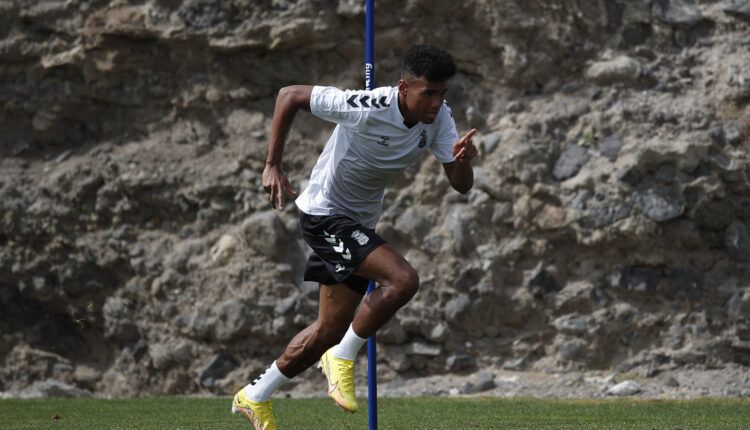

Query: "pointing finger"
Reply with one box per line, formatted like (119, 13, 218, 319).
(460, 128, 477, 144)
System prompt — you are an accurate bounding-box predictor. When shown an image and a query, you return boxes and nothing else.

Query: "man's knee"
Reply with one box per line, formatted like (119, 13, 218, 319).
(389, 265, 420, 304)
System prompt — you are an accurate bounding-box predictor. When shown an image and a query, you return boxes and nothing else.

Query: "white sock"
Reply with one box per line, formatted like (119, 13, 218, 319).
(334, 324, 367, 361)
(243, 361, 290, 402)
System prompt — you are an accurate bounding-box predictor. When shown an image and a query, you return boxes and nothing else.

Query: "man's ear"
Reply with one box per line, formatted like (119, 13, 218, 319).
(397, 79, 407, 96)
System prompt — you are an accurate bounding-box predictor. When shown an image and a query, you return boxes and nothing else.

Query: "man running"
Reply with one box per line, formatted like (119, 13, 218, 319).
(232, 44, 477, 430)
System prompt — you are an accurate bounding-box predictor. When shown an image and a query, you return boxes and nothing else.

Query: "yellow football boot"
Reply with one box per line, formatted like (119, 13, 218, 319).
(319, 347, 359, 413)
(231, 388, 277, 430)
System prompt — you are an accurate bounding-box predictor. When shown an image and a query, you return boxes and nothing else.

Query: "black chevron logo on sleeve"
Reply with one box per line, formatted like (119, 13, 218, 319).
(345, 93, 390, 109)
(347, 95, 358, 108)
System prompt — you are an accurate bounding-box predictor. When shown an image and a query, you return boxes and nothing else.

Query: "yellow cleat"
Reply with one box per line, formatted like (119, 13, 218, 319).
(231, 388, 277, 430)
(319, 347, 359, 413)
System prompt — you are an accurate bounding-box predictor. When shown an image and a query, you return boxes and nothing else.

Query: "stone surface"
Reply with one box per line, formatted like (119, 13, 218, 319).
(553, 145, 590, 181)
(1, 0, 750, 397)
(724, 1, 750, 22)
(585, 56, 641, 85)
(600, 133, 623, 162)
(607, 380, 642, 396)
(5, 379, 93, 399)
(652, 0, 705, 27)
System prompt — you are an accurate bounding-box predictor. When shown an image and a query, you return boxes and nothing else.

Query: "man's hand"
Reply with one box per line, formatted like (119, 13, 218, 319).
(262, 164, 297, 210)
(452, 128, 478, 164)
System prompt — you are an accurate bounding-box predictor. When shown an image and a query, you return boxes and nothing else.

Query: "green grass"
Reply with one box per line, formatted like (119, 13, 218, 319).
(1, 396, 749, 429)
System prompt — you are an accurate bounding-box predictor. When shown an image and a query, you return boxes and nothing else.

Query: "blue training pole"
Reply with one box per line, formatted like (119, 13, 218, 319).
(365, 2, 377, 429)
(366, 282, 377, 430)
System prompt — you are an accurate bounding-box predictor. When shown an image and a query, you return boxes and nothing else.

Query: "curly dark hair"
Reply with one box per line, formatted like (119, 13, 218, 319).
(401, 44, 457, 82)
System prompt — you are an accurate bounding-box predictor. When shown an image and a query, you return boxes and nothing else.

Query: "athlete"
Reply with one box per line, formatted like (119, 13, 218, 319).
(232, 44, 478, 429)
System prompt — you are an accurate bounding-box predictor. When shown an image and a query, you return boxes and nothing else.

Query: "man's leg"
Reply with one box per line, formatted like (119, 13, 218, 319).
(352, 244, 419, 337)
(317, 244, 419, 413)
(276, 282, 363, 376)
(233, 283, 362, 429)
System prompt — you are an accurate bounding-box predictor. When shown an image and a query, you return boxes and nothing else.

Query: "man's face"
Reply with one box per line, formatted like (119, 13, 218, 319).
(398, 76, 448, 125)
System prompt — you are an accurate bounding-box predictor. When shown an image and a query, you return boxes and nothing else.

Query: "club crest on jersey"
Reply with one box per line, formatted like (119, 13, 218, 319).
(418, 130, 427, 148)
(351, 230, 369, 245)
(335, 263, 346, 273)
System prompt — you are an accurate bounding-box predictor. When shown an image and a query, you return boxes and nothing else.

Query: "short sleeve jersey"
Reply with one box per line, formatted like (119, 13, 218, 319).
(295, 85, 459, 229)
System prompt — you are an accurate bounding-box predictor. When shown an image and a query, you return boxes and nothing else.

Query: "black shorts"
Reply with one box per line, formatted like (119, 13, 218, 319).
(299, 212, 386, 295)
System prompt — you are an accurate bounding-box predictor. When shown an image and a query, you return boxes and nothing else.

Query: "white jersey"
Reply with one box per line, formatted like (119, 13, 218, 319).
(295, 85, 459, 229)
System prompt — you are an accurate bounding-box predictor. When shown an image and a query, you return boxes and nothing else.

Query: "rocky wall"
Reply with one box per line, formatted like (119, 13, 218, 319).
(1, 0, 749, 396)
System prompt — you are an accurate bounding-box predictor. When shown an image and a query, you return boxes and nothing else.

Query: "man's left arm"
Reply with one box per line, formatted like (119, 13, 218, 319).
(442, 128, 478, 194)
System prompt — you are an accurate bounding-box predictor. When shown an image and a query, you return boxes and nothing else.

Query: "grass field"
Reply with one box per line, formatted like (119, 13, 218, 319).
(2, 396, 749, 429)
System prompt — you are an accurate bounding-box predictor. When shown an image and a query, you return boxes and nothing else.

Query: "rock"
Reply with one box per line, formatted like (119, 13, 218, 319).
(441, 206, 476, 254)
(652, 0, 705, 27)
(727, 289, 750, 321)
(725, 222, 750, 262)
(555, 281, 598, 313)
(198, 353, 237, 388)
(551, 314, 591, 336)
(213, 299, 253, 342)
(553, 145, 589, 181)
(13, 379, 92, 398)
(585, 56, 641, 85)
(225, 109, 265, 137)
(506, 100, 525, 113)
(428, 323, 449, 343)
(241, 211, 293, 260)
(150, 343, 173, 371)
(407, 342, 442, 357)
(336, 0, 365, 16)
(18, 275, 55, 302)
(150, 341, 192, 371)
(709, 127, 726, 145)
(178, 0, 234, 30)
(274, 294, 298, 315)
(724, 124, 743, 145)
(73, 366, 101, 390)
(731, 339, 750, 351)
(718, 53, 750, 103)
(607, 380, 641, 396)
(479, 131, 502, 153)
(444, 294, 471, 320)
(378, 319, 409, 344)
(635, 189, 686, 222)
(525, 263, 559, 298)
(580, 201, 632, 229)
(210, 234, 239, 265)
(554, 336, 589, 361)
(5, 0, 750, 398)
(502, 357, 526, 370)
(664, 376, 680, 387)
(446, 354, 476, 372)
(394, 208, 431, 241)
(724, 0, 750, 22)
(168, 239, 205, 274)
(599, 132, 623, 162)
(384, 347, 412, 372)
(609, 266, 661, 292)
(671, 344, 707, 365)
(102, 296, 139, 342)
(461, 371, 496, 394)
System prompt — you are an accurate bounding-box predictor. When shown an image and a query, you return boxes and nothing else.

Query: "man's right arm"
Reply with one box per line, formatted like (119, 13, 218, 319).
(262, 85, 313, 209)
